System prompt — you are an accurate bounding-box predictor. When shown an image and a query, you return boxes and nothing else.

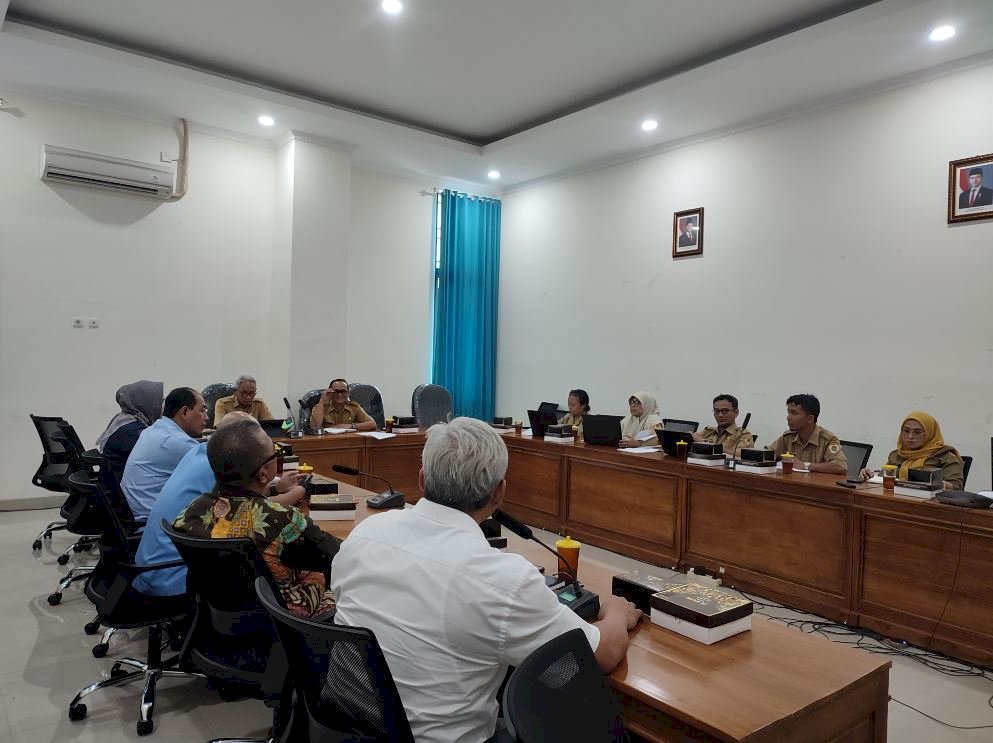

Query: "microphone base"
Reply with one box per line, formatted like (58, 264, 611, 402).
(555, 584, 600, 619)
(366, 490, 406, 510)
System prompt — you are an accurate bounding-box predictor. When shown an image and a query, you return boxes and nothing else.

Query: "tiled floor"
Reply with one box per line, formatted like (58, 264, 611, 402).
(1, 509, 991, 742)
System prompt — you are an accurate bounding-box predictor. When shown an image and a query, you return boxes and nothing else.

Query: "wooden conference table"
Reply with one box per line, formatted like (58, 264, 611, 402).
(307, 478, 889, 742)
(282, 429, 993, 669)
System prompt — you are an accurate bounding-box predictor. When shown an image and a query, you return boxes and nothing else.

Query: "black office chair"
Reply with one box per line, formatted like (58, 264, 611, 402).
(413, 384, 453, 428)
(300, 388, 324, 431)
(202, 382, 237, 428)
(839, 440, 873, 479)
(501, 628, 626, 743)
(29, 414, 86, 551)
(349, 382, 386, 429)
(961, 455, 973, 489)
(65, 471, 202, 736)
(255, 577, 415, 743)
(410, 384, 427, 417)
(662, 418, 699, 433)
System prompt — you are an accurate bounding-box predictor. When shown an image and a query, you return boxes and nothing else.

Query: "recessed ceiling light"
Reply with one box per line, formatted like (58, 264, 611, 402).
(382, 0, 403, 14)
(929, 25, 955, 42)
(641, 119, 659, 132)
(258, 115, 275, 127)
(487, 170, 501, 180)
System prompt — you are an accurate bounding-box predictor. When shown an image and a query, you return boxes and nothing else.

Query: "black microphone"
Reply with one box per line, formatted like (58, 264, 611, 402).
(331, 464, 404, 509)
(492, 509, 578, 585)
(281, 397, 296, 433)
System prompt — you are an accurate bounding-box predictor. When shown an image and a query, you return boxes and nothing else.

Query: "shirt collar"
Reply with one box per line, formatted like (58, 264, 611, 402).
(412, 497, 486, 537)
(791, 425, 822, 447)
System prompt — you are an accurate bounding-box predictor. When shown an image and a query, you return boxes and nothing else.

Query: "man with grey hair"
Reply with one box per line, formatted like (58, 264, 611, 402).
(213, 374, 274, 426)
(331, 417, 640, 743)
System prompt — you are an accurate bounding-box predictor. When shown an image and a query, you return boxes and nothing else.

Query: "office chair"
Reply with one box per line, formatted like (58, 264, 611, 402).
(662, 418, 699, 433)
(66, 472, 203, 737)
(201, 382, 237, 428)
(348, 382, 386, 429)
(961, 455, 973, 489)
(255, 577, 415, 743)
(501, 628, 626, 743)
(299, 388, 324, 430)
(413, 384, 453, 428)
(29, 414, 84, 551)
(839, 440, 873, 479)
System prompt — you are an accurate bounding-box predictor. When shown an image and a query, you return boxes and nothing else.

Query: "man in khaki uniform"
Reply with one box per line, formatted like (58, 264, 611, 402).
(765, 394, 847, 475)
(692, 394, 754, 457)
(214, 375, 274, 426)
(310, 378, 376, 431)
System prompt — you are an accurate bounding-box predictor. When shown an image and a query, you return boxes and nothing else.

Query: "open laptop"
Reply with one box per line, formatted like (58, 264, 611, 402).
(526, 408, 560, 438)
(582, 414, 624, 447)
(259, 418, 291, 438)
(657, 428, 695, 456)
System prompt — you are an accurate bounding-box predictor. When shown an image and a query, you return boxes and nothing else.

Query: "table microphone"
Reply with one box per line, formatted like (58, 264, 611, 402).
(330, 464, 405, 509)
(281, 397, 297, 434)
(492, 510, 600, 618)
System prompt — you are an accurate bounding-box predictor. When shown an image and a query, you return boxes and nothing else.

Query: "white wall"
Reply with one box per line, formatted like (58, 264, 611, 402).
(0, 94, 280, 500)
(346, 168, 435, 419)
(498, 63, 993, 489)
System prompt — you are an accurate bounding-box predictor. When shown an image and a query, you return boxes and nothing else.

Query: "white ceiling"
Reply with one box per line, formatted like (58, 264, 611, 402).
(2, 0, 993, 191)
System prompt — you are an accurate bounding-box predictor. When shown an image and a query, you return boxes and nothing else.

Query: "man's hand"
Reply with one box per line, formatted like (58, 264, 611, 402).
(691, 431, 704, 442)
(270, 485, 307, 508)
(858, 467, 874, 480)
(598, 595, 641, 630)
(272, 472, 301, 494)
(319, 388, 334, 406)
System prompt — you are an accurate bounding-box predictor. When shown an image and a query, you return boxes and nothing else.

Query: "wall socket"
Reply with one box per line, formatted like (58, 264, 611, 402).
(71, 317, 84, 329)
(87, 318, 100, 329)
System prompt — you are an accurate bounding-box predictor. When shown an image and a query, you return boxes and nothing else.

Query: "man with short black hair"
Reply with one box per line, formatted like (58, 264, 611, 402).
(765, 394, 847, 474)
(693, 394, 754, 456)
(174, 418, 340, 618)
(213, 374, 274, 425)
(121, 387, 207, 518)
(331, 417, 640, 743)
(310, 378, 375, 431)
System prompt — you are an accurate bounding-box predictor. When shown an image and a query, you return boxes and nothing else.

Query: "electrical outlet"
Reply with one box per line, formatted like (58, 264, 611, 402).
(71, 317, 84, 329)
(87, 318, 100, 329)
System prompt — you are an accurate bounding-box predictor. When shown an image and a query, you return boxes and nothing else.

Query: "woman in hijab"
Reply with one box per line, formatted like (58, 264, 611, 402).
(619, 391, 662, 448)
(96, 380, 164, 485)
(859, 411, 964, 490)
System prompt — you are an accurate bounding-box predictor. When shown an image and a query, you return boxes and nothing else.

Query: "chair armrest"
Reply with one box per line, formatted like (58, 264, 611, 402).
(100, 559, 189, 612)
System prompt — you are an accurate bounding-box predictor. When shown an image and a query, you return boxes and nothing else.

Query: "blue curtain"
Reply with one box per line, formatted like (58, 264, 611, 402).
(432, 190, 501, 421)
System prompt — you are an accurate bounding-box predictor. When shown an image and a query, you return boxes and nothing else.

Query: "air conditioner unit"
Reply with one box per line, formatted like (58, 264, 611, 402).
(40, 145, 175, 199)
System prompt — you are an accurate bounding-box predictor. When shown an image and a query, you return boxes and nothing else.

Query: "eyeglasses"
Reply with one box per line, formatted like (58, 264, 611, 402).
(237, 388, 258, 398)
(251, 451, 278, 478)
(330, 389, 349, 395)
(901, 428, 925, 437)
(713, 408, 735, 415)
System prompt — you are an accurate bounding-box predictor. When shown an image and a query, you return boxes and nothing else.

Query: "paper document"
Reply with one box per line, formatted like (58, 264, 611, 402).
(635, 431, 657, 442)
(618, 446, 661, 454)
(357, 431, 397, 440)
(324, 427, 356, 434)
(868, 475, 884, 484)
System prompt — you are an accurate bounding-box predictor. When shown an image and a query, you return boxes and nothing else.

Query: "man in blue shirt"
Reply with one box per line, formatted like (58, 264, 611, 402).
(134, 412, 308, 596)
(121, 387, 207, 519)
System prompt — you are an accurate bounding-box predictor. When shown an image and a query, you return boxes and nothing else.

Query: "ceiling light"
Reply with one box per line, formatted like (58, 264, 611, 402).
(641, 119, 658, 132)
(258, 115, 275, 127)
(382, 0, 403, 14)
(487, 170, 501, 180)
(929, 25, 955, 42)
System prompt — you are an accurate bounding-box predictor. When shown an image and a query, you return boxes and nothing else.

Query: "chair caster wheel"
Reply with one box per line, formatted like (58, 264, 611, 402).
(47, 593, 62, 606)
(57, 554, 70, 566)
(68, 704, 87, 721)
(84, 620, 101, 635)
(110, 667, 129, 679)
(92, 643, 108, 658)
(137, 719, 153, 736)
(44, 532, 53, 540)
(218, 685, 242, 702)
(32, 540, 42, 551)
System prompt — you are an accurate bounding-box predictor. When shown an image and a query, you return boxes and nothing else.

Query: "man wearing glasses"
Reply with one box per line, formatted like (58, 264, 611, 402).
(692, 394, 754, 457)
(174, 417, 340, 619)
(213, 374, 274, 426)
(310, 378, 376, 431)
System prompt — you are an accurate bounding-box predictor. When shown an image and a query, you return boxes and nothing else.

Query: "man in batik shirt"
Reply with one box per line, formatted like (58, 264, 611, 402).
(174, 417, 340, 619)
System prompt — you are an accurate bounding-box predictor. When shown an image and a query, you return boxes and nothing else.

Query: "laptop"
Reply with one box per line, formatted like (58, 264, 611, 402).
(526, 408, 560, 438)
(259, 418, 291, 438)
(582, 414, 623, 447)
(657, 428, 695, 456)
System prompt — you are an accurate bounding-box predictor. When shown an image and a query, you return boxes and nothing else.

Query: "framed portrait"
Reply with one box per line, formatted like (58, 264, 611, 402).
(948, 153, 993, 224)
(672, 207, 704, 258)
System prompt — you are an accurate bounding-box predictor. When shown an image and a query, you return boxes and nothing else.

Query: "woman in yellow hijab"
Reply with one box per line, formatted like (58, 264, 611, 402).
(859, 412, 964, 489)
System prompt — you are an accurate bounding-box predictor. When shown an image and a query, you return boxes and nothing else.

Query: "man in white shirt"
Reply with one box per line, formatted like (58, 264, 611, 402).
(331, 417, 639, 743)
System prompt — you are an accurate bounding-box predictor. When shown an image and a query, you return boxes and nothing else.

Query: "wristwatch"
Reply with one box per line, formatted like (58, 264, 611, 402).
(803, 462, 811, 471)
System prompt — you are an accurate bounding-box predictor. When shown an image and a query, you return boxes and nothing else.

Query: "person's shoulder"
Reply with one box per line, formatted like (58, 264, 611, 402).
(215, 394, 235, 405)
(933, 446, 961, 463)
